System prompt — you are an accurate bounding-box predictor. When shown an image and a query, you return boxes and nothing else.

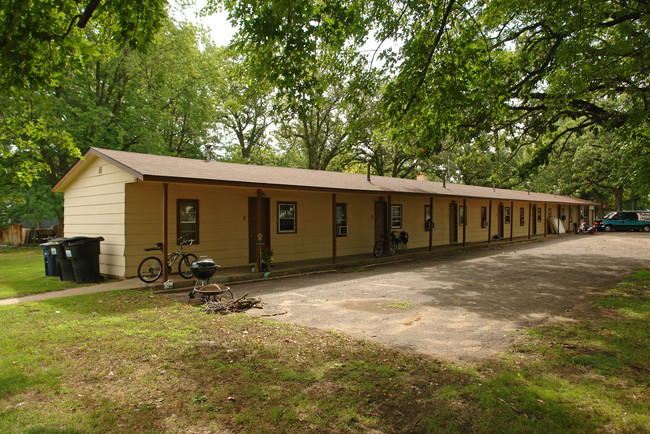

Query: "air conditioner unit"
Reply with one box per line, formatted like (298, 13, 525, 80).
(481, 221, 489, 228)
(337, 226, 348, 236)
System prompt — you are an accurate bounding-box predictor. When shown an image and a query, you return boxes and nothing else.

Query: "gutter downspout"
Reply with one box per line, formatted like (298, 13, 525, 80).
(528, 202, 533, 240)
(162, 183, 168, 283)
(256, 189, 262, 272)
(488, 200, 492, 243)
(462, 198, 466, 247)
(429, 197, 433, 251)
(386, 195, 392, 256)
(510, 201, 514, 241)
(332, 193, 337, 264)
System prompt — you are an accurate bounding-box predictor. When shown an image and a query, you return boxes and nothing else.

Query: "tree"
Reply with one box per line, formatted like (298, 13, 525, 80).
(0, 0, 168, 90)
(212, 0, 648, 197)
(209, 49, 275, 163)
(0, 88, 81, 224)
(1, 16, 223, 223)
(272, 49, 375, 171)
(137, 21, 218, 158)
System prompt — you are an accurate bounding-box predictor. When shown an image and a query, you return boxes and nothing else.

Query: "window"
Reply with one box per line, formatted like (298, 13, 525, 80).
(520, 207, 525, 226)
(481, 206, 488, 228)
(336, 203, 347, 236)
(459, 205, 466, 226)
(424, 205, 432, 230)
(561, 207, 566, 221)
(505, 207, 511, 224)
(177, 199, 199, 243)
(278, 202, 296, 233)
(548, 208, 552, 219)
(537, 208, 542, 222)
(391, 205, 402, 228)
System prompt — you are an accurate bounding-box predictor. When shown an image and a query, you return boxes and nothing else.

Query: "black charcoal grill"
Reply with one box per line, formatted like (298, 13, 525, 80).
(188, 258, 233, 302)
(190, 258, 218, 280)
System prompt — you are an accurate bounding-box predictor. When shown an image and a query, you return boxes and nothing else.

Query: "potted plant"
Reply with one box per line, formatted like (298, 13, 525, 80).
(260, 246, 273, 272)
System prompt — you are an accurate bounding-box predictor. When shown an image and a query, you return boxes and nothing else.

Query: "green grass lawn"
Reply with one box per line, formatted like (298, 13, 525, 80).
(0, 268, 648, 432)
(0, 247, 84, 299)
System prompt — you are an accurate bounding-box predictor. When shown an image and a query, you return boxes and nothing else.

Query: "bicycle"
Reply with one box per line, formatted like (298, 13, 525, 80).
(373, 233, 397, 258)
(397, 231, 409, 252)
(137, 237, 198, 283)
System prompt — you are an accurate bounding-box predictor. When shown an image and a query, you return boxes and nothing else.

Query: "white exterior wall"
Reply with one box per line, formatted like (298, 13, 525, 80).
(62, 157, 134, 277)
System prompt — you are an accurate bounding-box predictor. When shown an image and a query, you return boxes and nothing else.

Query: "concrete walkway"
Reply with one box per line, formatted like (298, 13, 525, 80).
(0, 237, 542, 306)
(0, 278, 150, 306)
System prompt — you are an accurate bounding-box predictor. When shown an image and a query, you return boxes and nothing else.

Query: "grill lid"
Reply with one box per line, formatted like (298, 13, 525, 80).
(190, 258, 218, 279)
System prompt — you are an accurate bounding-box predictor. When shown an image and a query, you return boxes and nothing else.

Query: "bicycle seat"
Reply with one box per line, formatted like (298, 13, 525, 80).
(144, 242, 163, 251)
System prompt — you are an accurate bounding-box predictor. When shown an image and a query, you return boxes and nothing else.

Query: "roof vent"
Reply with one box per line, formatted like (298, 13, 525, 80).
(206, 145, 212, 162)
(366, 158, 371, 182)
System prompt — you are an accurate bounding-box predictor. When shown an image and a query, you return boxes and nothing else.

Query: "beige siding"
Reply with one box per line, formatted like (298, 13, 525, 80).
(270, 191, 332, 262)
(462, 199, 487, 243)
(69, 175, 583, 278)
(333, 194, 375, 257)
(59, 155, 587, 280)
(62, 157, 133, 277)
(124, 182, 256, 277)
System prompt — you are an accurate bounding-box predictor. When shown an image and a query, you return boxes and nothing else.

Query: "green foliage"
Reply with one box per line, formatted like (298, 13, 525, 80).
(0, 87, 81, 221)
(208, 0, 372, 100)
(1, 17, 224, 221)
(208, 48, 275, 163)
(0, 0, 168, 90)
(212, 0, 648, 198)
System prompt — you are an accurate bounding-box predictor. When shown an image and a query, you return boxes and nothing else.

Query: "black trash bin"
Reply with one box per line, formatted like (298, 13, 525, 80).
(51, 239, 76, 281)
(64, 236, 104, 284)
(40, 239, 62, 277)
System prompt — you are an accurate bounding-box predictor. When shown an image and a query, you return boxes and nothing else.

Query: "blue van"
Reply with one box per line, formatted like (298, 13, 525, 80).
(595, 211, 650, 232)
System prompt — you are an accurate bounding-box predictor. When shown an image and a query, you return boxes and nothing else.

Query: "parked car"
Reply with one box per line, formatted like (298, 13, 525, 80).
(594, 211, 650, 232)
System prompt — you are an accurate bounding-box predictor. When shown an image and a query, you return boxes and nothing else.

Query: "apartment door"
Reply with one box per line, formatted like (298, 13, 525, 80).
(374, 201, 387, 241)
(498, 204, 504, 238)
(248, 197, 270, 263)
(449, 202, 458, 243)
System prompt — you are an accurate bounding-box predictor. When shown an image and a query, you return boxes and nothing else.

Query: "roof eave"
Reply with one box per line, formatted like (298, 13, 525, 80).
(52, 147, 144, 193)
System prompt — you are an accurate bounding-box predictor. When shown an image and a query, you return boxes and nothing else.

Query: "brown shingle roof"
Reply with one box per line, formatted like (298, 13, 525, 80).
(54, 147, 597, 205)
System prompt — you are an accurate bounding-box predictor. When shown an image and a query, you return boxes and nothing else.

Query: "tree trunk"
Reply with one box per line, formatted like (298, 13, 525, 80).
(614, 186, 623, 210)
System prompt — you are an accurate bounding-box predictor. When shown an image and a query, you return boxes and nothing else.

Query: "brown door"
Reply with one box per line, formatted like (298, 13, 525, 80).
(248, 197, 270, 263)
(498, 204, 504, 238)
(532, 205, 537, 235)
(374, 201, 386, 241)
(449, 202, 458, 243)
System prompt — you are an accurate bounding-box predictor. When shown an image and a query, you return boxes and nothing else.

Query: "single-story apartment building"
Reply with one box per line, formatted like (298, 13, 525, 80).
(53, 147, 597, 279)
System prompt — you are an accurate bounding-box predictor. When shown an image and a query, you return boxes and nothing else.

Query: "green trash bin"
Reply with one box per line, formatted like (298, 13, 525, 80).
(64, 236, 104, 284)
(40, 239, 62, 277)
(51, 239, 75, 281)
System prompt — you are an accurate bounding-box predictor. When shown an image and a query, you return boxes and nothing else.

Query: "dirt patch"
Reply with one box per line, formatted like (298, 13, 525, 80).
(232, 233, 649, 364)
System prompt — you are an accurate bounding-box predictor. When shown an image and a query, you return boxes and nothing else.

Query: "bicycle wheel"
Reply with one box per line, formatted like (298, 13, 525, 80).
(373, 241, 384, 258)
(179, 253, 198, 279)
(138, 256, 163, 283)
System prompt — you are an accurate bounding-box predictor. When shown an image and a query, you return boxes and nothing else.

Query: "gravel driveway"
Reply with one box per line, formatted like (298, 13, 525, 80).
(236, 233, 649, 364)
